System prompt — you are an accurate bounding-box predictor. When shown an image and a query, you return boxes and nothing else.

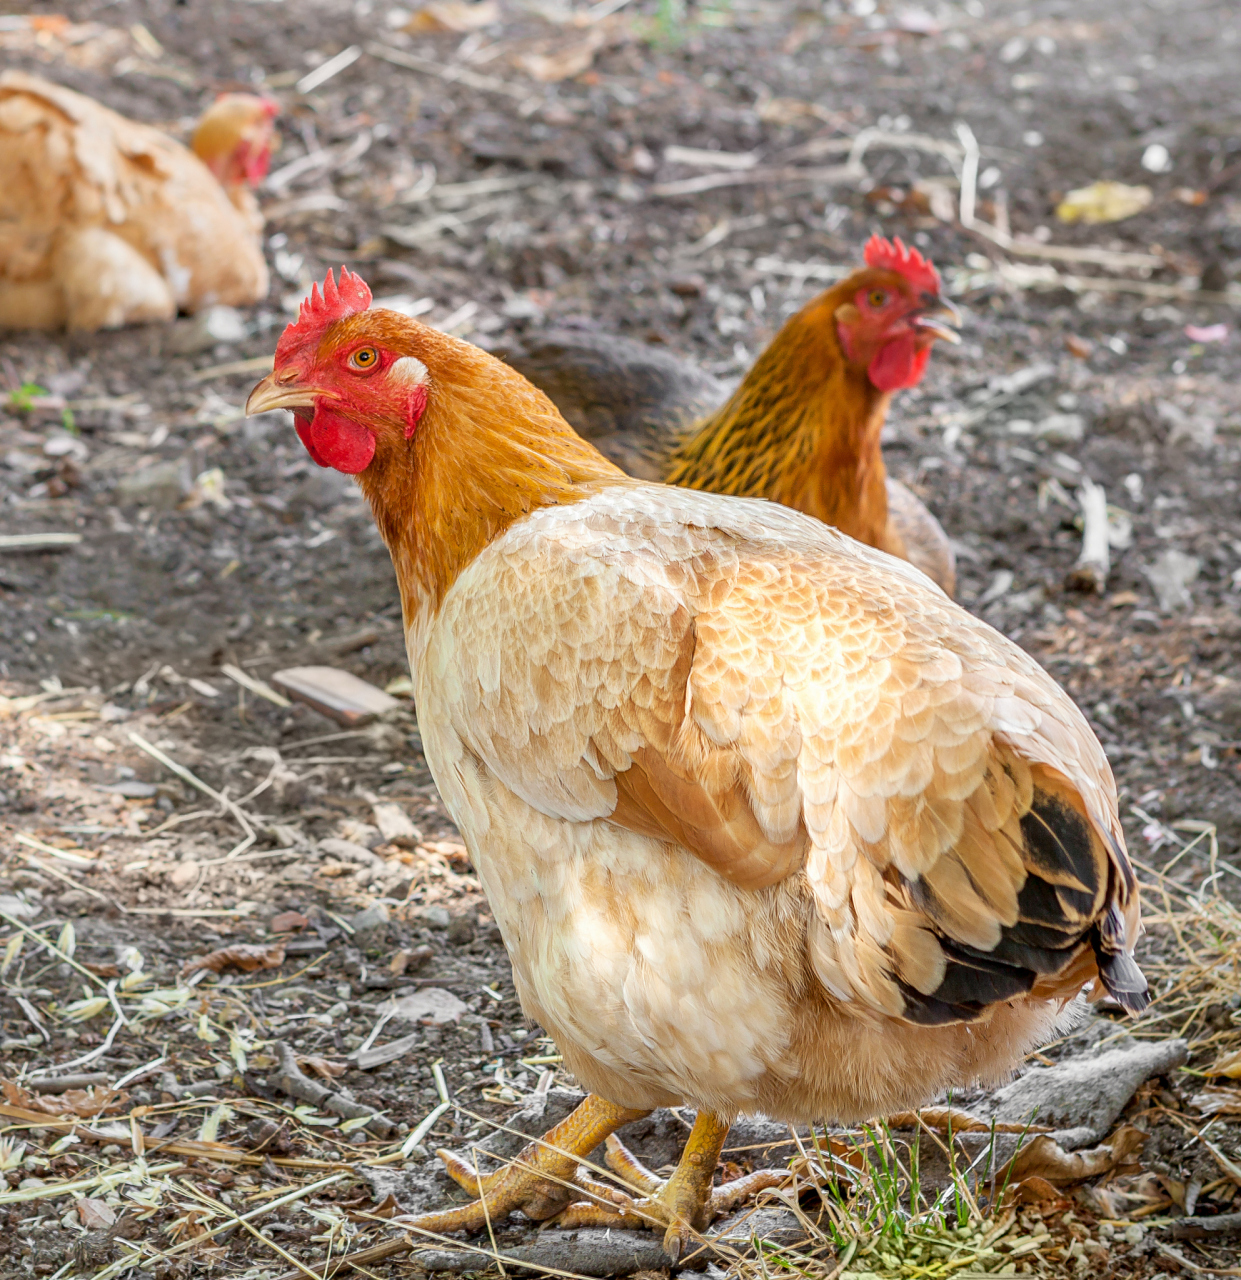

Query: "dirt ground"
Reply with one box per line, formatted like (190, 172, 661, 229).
(3, 0, 1241, 1276)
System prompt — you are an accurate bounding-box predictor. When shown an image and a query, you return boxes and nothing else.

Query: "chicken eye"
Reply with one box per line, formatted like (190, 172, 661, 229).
(348, 346, 379, 371)
(868, 289, 889, 309)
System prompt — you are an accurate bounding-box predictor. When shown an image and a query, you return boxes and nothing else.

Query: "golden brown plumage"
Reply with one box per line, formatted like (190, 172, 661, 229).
(0, 72, 272, 331)
(248, 270, 1146, 1255)
(502, 239, 960, 594)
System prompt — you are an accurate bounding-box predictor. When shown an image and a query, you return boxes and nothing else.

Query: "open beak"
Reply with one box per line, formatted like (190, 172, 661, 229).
(914, 297, 963, 345)
(245, 370, 333, 415)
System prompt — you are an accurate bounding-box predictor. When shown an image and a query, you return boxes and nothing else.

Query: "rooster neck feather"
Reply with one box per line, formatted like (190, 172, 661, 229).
(351, 323, 624, 622)
(665, 286, 892, 546)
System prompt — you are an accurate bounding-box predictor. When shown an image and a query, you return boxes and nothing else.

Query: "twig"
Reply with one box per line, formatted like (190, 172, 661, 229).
(14, 832, 95, 867)
(41, 1014, 125, 1074)
(0, 532, 82, 552)
(650, 163, 856, 198)
(1173, 1211, 1241, 1240)
(296, 44, 362, 95)
(955, 121, 979, 228)
(272, 1040, 396, 1137)
(14, 851, 113, 906)
(1065, 477, 1110, 593)
(367, 43, 527, 99)
(14, 996, 50, 1042)
(128, 731, 256, 858)
(220, 663, 291, 708)
(0, 909, 109, 988)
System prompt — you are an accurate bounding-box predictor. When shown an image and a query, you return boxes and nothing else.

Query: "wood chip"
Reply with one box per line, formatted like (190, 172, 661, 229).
(271, 666, 399, 726)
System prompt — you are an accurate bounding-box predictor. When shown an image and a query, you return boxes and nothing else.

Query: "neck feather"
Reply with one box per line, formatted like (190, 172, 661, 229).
(355, 336, 624, 622)
(665, 287, 893, 545)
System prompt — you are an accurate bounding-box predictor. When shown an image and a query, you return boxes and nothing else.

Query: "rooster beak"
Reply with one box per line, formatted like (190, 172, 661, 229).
(915, 297, 963, 345)
(246, 369, 334, 415)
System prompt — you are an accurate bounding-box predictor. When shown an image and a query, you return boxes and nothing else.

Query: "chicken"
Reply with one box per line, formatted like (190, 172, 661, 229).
(502, 236, 960, 594)
(0, 72, 275, 331)
(247, 269, 1148, 1256)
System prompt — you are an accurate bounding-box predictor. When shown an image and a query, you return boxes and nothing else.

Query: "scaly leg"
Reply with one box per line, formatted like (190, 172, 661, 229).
(401, 1093, 651, 1235)
(555, 1110, 790, 1261)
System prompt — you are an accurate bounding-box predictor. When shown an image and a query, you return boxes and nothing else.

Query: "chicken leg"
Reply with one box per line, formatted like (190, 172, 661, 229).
(556, 1110, 789, 1260)
(405, 1093, 651, 1235)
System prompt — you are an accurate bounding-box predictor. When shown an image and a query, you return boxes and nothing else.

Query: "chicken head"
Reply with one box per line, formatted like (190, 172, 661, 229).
(246, 268, 429, 473)
(191, 93, 279, 189)
(833, 235, 961, 391)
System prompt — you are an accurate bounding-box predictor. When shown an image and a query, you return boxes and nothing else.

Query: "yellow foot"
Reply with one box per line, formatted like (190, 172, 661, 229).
(399, 1094, 650, 1236)
(554, 1111, 790, 1262)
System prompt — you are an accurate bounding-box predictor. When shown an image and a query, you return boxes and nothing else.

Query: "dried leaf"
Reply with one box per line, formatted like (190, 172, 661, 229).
(518, 30, 606, 82)
(63, 996, 111, 1022)
(57, 922, 76, 960)
(1011, 1175, 1069, 1206)
(1, 1079, 128, 1118)
(270, 910, 310, 933)
(76, 1197, 116, 1229)
(1208, 1049, 1241, 1080)
(999, 1125, 1146, 1185)
(1056, 180, 1152, 225)
(404, 0, 499, 33)
(299, 1055, 348, 1081)
(181, 942, 285, 977)
(1189, 1087, 1241, 1117)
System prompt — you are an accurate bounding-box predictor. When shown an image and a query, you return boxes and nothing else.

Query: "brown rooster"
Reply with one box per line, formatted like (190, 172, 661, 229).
(503, 236, 961, 594)
(248, 269, 1147, 1258)
(0, 73, 276, 331)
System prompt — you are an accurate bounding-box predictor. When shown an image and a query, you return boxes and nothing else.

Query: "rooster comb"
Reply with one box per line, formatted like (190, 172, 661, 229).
(276, 268, 373, 361)
(863, 235, 940, 295)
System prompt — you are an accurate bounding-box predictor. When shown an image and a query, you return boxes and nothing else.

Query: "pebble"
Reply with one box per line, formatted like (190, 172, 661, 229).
(421, 905, 451, 929)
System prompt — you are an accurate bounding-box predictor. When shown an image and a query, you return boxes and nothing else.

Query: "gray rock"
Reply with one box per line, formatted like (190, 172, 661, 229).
(420, 905, 451, 929)
(1035, 412, 1086, 444)
(413, 1230, 668, 1275)
(168, 305, 248, 355)
(350, 901, 390, 947)
(1144, 549, 1200, 612)
(986, 1038, 1187, 1139)
(317, 837, 385, 870)
(114, 459, 191, 511)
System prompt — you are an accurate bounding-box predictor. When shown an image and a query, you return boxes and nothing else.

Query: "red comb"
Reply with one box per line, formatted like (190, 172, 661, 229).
(863, 235, 940, 295)
(276, 268, 372, 362)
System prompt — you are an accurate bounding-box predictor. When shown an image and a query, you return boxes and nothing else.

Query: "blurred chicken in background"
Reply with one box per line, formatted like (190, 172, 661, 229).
(0, 73, 277, 331)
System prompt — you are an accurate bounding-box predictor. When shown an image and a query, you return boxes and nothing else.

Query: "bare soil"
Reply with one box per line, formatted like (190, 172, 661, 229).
(2, 0, 1241, 1276)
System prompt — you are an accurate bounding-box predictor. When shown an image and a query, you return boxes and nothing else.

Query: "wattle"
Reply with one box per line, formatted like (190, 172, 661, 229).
(869, 333, 931, 392)
(296, 403, 376, 474)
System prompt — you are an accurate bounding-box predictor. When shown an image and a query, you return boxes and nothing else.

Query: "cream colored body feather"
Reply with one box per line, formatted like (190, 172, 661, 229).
(408, 483, 1138, 1123)
(0, 71, 267, 331)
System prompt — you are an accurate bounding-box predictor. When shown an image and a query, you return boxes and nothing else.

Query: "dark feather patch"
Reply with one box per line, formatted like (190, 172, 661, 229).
(1019, 794, 1100, 891)
(904, 784, 1139, 1024)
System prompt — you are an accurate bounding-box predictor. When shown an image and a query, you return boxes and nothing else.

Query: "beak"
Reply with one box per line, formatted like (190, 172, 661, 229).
(915, 296, 963, 345)
(245, 370, 333, 415)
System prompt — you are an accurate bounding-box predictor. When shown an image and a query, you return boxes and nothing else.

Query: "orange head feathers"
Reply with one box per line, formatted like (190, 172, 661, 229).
(248, 269, 620, 603)
(192, 93, 280, 188)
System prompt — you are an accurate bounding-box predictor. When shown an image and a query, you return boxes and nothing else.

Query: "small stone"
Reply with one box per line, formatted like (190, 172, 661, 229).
(169, 305, 248, 354)
(421, 905, 451, 929)
(447, 915, 475, 945)
(351, 901, 390, 948)
(114, 459, 191, 511)
(1035, 412, 1086, 445)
